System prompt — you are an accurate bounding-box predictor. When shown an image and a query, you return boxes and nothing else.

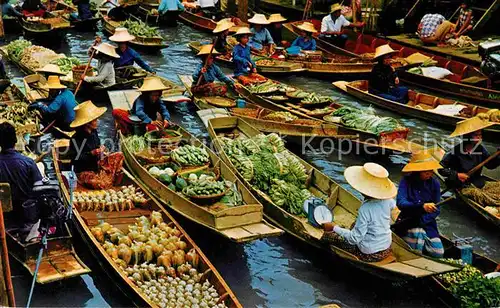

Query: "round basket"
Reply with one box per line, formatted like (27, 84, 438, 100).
(144, 129, 183, 145)
(134, 148, 171, 164)
(72, 65, 93, 83)
(183, 187, 229, 205)
(178, 167, 220, 182)
(307, 108, 335, 118)
(201, 96, 236, 108)
(286, 90, 310, 102)
(300, 99, 333, 109)
(264, 95, 289, 103)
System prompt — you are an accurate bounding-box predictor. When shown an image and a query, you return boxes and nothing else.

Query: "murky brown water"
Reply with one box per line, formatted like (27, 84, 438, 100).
(3, 22, 499, 308)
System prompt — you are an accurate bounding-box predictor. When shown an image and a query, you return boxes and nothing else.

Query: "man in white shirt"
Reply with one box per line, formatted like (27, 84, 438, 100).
(198, 0, 221, 19)
(320, 3, 365, 48)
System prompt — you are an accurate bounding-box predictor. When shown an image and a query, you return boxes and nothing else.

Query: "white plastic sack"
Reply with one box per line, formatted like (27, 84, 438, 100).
(430, 104, 467, 116)
(421, 66, 453, 79)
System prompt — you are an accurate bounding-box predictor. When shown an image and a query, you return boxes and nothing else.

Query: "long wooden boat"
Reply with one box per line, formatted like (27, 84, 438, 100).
(52, 142, 242, 307)
(233, 77, 424, 154)
(21, 15, 72, 40)
(207, 116, 459, 281)
(102, 16, 168, 50)
(136, 4, 180, 26)
(178, 10, 245, 33)
(332, 80, 500, 138)
(188, 41, 307, 75)
(70, 16, 101, 31)
(283, 21, 500, 106)
(430, 235, 499, 307)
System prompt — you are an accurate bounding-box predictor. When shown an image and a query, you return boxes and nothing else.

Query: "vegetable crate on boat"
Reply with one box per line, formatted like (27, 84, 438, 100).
(52, 144, 242, 307)
(207, 116, 461, 281)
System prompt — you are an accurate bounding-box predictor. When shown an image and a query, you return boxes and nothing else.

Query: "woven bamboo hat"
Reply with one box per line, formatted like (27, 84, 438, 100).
(42, 75, 66, 89)
(330, 3, 342, 13)
(449, 116, 494, 137)
(197, 44, 220, 56)
(374, 44, 398, 59)
(402, 150, 442, 172)
(297, 22, 317, 33)
(344, 163, 397, 199)
(93, 43, 120, 59)
(37, 64, 65, 76)
(137, 76, 168, 92)
(70, 100, 107, 128)
(213, 19, 235, 33)
(234, 27, 253, 36)
(248, 14, 270, 25)
(109, 27, 136, 42)
(268, 13, 287, 23)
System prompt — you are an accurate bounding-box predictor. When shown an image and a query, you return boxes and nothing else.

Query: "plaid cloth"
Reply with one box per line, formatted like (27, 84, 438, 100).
(419, 14, 445, 38)
(457, 8, 474, 28)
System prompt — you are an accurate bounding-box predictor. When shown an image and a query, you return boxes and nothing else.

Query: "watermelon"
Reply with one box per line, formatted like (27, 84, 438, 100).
(175, 177, 188, 190)
(159, 174, 172, 184)
(168, 183, 176, 191)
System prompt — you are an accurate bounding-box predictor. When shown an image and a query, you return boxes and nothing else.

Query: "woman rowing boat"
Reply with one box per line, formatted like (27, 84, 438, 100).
(322, 163, 397, 262)
(109, 28, 155, 74)
(395, 151, 444, 258)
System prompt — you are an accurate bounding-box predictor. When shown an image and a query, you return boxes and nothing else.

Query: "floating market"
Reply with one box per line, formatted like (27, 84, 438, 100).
(0, 0, 499, 307)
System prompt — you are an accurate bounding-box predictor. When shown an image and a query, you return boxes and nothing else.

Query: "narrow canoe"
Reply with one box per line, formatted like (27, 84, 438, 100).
(332, 80, 500, 138)
(187, 41, 307, 75)
(21, 15, 72, 40)
(52, 142, 242, 307)
(430, 235, 499, 307)
(178, 11, 245, 33)
(207, 116, 460, 281)
(283, 21, 500, 106)
(102, 17, 168, 50)
(234, 77, 424, 154)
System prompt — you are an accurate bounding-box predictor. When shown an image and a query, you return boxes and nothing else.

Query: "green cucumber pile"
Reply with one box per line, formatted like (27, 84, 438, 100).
(171, 145, 209, 166)
(6, 39, 32, 62)
(50, 57, 80, 74)
(122, 19, 161, 38)
(183, 180, 226, 197)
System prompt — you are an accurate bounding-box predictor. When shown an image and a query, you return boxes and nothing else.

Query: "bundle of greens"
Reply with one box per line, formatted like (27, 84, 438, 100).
(123, 135, 147, 153)
(451, 276, 500, 308)
(332, 106, 359, 117)
(230, 154, 254, 181)
(122, 19, 160, 38)
(6, 39, 32, 62)
(341, 113, 402, 135)
(252, 133, 286, 153)
(268, 179, 311, 216)
(50, 57, 80, 74)
(249, 152, 281, 191)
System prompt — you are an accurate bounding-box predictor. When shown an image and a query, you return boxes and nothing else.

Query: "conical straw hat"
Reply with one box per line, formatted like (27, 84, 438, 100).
(449, 116, 494, 137)
(93, 42, 120, 58)
(213, 19, 235, 33)
(330, 3, 342, 13)
(197, 44, 220, 56)
(248, 14, 270, 25)
(109, 27, 136, 42)
(234, 27, 253, 36)
(37, 64, 65, 76)
(374, 44, 398, 59)
(137, 76, 168, 92)
(402, 150, 442, 172)
(268, 13, 287, 23)
(344, 163, 397, 199)
(297, 22, 317, 33)
(42, 75, 67, 89)
(70, 100, 107, 128)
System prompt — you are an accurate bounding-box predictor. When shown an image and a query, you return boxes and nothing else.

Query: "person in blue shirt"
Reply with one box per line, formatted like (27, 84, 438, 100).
(70, 0, 93, 20)
(109, 28, 155, 73)
(248, 14, 275, 54)
(0, 122, 42, 225)
(0, 0, 22, 17)
(158, 0, 184, 15)
(191, 44, 238, 97)
(291, 22, 317, 51)
(232, 27, 267, 85)
(112, 76, 170, 134)
(29, 75, 77, 132)
(395, 151, 444, 258)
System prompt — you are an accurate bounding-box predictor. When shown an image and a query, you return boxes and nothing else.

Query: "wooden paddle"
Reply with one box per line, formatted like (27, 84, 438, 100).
(195, 37, 218, 87)
(391, 196, 455, 231)
(74, 48, 96, 96)
(441, 149, 500, 196)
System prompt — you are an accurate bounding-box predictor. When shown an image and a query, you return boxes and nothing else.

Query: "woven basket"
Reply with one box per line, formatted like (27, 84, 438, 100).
(72, 65, 93, 83)
(183, 187, 229, 205)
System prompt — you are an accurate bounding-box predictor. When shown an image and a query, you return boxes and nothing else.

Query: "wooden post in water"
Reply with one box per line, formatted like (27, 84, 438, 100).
(0, 184, 15, 307)
(238, 0, 248, 22)
(0, 13, 5, 39)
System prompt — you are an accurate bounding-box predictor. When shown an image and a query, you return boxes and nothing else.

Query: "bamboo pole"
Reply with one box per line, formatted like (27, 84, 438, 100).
(0, 202, 15, 307)
(0, 12, 4, 39)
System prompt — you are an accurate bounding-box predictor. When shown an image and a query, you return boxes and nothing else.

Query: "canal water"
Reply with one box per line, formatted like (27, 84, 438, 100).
(3, 23, 499, 308)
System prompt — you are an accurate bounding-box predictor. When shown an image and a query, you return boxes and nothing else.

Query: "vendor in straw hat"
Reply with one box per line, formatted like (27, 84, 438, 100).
(322, 163, 397, 262)
(109, 28, 155, 74)
(212, 19, 234, 57)
(291, 22, 317, 51)
(112, 76, 170, 134)
(268, 13, 288, 47)
(232, 27, 267, 85)
(191, 44, 238, 97)
(439, 117, 500, 189)
(395, 151, 445, 258)
(69, 101, 124, 189)
(82, 42, 119, 88)
(248, 14, 275, 54)
(28, 75, 77, 131)
(320, 3, 365, 48)
(368, 44, 408, 104)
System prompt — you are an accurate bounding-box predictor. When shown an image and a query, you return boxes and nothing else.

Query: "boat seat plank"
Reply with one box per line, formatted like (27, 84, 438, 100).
(28, 260, 63, 283)
(241, 222, 282, 235)
(51, 253, 90, 277)
(379, 262, 434, 277)
(402, 258, 459, 274)
(220, 227, 253, 240)
(371, 255, 396, 265)
(461, 76, 488, 84)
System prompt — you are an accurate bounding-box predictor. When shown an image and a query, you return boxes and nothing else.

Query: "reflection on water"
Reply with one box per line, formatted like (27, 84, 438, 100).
(3, 22, 498, 307)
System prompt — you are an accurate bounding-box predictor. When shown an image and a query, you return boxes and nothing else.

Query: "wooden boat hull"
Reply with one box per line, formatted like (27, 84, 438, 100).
(398, 70, 500, 107)
(187, 41, 307, 76)
(178, 10, 217, 32)
(70, 16, 101, 31)
(333, 80, 500, 139)
(207, 116, 460, 281)
(21, 18, 72, 40)
(456, 186, 500, 229)
(5, 222, 91, 284)
(52, 143, 242, 307)
(102, 17, 168, 50)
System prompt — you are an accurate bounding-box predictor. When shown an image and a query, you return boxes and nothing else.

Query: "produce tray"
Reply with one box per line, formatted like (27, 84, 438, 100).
(184, 187, 229, 205)
(200, 96, 236, 108)
(379, 128, 410, 142)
